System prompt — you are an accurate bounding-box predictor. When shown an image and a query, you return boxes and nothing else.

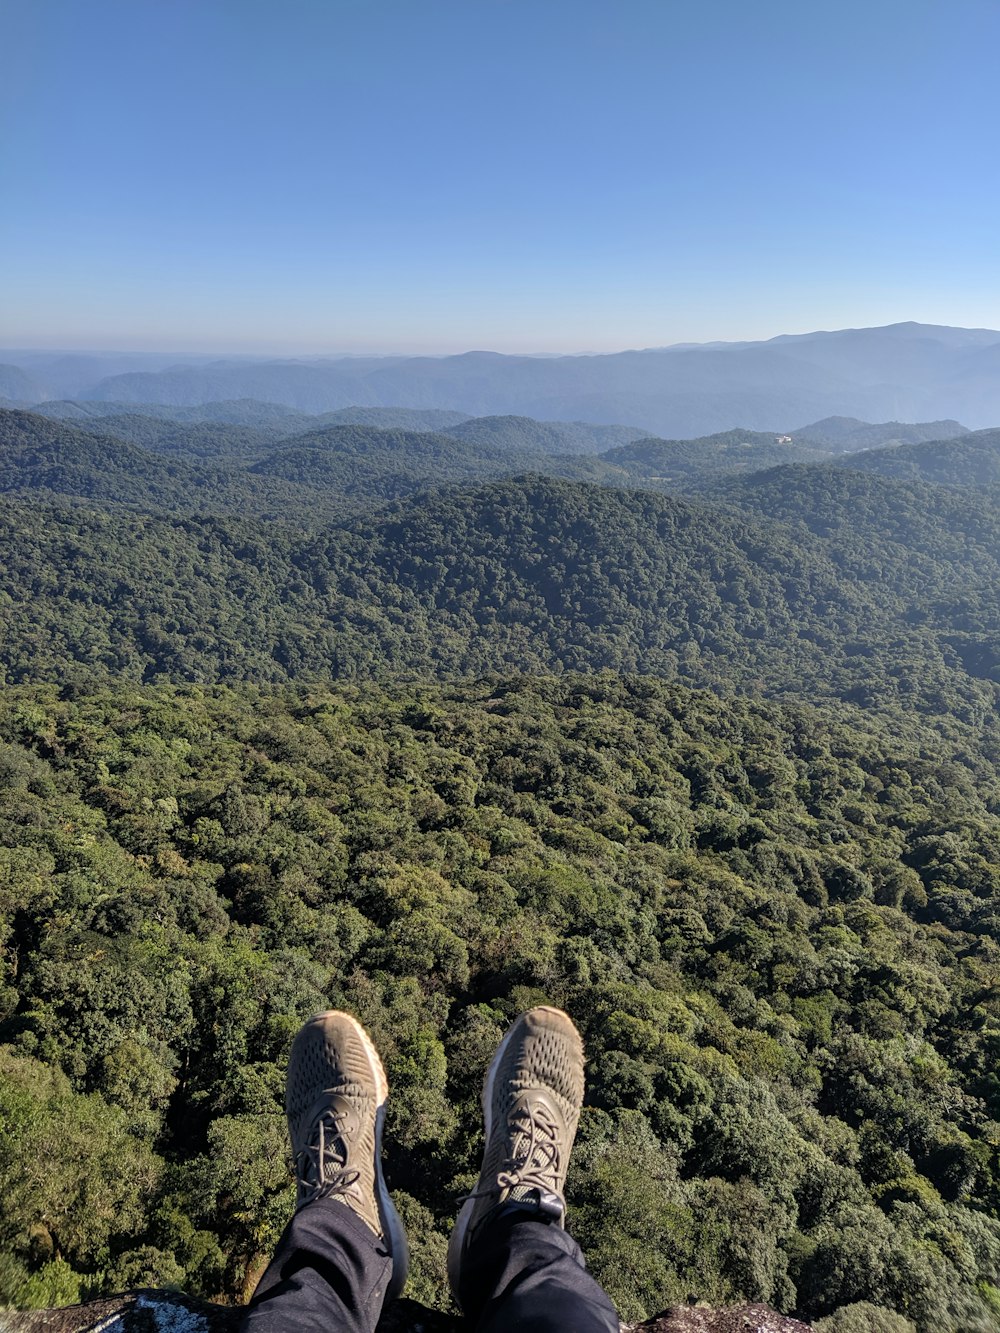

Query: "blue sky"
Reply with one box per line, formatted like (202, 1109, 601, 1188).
(3, 0, 999, 353)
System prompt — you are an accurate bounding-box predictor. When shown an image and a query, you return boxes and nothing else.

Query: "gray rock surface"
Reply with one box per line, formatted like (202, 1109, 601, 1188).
(0, 1290, 811, 1332)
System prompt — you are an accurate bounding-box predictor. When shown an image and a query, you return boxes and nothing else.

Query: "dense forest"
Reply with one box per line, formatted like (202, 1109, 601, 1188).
(791, 418, 969, 453)
(830, 429, 1000, 488)
(2, 469, 1000, 716)
(4, 678, 1000, 1330)
(0, 409, 623, 513)
(2, 403, 1000, 1330)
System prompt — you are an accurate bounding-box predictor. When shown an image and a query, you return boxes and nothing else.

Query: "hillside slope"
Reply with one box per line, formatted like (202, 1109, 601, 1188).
(600, 430, 830, 489)
(442, 414, 646, 455)
(792, 416, 969, 451)
(1, 474, 999, 719)
(0, 409, 353, 521)
(832, 428, 1000, 486)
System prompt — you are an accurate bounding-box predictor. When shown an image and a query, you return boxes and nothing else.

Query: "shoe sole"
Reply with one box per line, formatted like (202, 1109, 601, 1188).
(302, 1011, 410, 1301)
(446, 1005, 580, 1303)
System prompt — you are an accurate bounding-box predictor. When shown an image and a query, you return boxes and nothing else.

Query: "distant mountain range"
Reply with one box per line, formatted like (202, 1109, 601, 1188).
(4, 322, 1000, 435)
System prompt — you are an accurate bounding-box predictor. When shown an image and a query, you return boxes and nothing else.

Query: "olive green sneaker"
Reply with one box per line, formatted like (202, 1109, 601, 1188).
(285, 1010, 409, 1299)
(447, 1006, 585, 1303)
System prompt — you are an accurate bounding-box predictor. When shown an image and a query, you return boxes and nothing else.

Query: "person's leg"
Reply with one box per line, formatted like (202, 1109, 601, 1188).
(240, 1196, 393, 1333)
(447, 1007, 619, 1333)
(459, 1210, 619, 1332)
(239, 1011, 408, 1333)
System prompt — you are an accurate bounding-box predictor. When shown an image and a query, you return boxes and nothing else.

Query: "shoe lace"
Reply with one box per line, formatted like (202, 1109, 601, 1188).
(465, 1096, 563, 1205)
(295, 1106, 360, 1204)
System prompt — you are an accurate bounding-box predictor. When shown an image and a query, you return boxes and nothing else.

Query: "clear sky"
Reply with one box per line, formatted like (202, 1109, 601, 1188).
(3, 0, 1000, 354)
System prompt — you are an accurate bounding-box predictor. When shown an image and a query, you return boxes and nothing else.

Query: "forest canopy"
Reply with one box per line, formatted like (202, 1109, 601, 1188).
(2, 405, 1000, 1330)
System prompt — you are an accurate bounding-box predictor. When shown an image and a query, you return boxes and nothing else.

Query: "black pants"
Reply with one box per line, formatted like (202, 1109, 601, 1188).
(240, 1198, 619, 1332)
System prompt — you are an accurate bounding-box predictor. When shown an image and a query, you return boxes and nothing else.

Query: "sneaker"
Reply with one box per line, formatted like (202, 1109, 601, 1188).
(447, 1006, 585, 1303)
(285, 1010, 409, 1299)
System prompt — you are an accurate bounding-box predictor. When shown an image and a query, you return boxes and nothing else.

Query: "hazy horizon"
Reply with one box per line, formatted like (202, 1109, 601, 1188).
(5, 318, 1000, 364)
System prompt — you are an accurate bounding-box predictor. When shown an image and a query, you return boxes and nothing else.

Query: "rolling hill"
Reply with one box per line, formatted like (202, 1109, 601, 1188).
(440, 413, 646, 454)
(0, 410, 350, 521)
(600, 430, 830, 489)
(792, 416, 969, 451)
(832, 427, 1000, 487)
(1, 472, 998, 720)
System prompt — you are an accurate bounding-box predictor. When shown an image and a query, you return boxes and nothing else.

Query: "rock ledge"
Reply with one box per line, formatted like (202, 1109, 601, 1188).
(0, 1290, 811, 1332)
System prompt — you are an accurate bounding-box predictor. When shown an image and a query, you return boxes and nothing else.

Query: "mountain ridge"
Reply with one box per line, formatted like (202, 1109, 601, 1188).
(8, 324, 1000, 435)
